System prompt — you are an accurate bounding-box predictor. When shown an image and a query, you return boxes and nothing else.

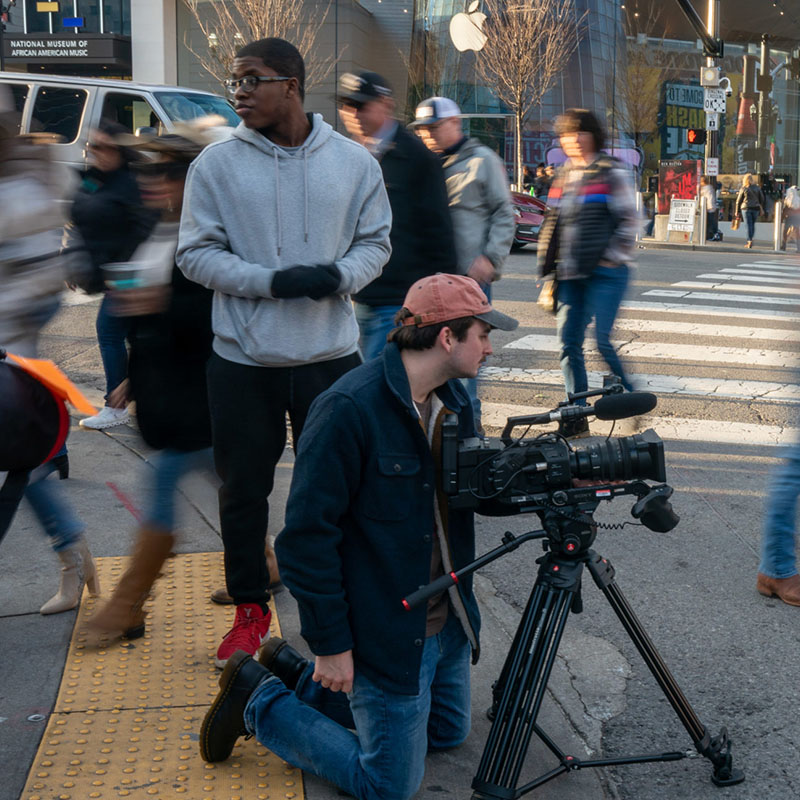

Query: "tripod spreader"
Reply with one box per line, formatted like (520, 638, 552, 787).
(401, 529, 546, 611)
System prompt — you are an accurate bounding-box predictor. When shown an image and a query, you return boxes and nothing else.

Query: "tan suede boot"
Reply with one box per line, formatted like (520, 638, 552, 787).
(87, 525, 176, 641)
(209, 539, 282, 604)
(757, 573, 800, 607)
(40, 537, 100, 615)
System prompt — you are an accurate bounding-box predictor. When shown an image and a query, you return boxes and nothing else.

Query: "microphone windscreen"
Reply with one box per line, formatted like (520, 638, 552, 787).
(594, 392, 657, 421)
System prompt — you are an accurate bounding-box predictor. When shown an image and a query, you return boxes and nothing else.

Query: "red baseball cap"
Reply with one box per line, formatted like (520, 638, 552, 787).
(401, 274, 518, 331)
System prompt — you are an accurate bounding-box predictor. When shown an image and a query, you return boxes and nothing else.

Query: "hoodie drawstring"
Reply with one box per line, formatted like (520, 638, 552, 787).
(303, 148, 309, 243)
(273, 149, 282, 257)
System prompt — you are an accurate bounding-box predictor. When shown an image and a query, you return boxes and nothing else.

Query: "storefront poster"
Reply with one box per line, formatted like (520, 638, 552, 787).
(658, 160, 701, 213)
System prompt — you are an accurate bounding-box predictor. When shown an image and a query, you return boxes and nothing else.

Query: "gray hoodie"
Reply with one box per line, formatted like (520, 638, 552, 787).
(177, 114, 391, 367)
(441, 137, 515, 277)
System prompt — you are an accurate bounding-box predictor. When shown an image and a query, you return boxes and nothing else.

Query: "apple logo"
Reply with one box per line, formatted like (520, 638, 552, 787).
(450, 0, 488, 52)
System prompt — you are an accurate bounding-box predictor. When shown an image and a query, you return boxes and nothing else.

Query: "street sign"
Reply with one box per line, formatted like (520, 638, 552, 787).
(706, 112, 719, 131)
(667, 198, 696, 233)
(703, 87, 726, 114)
(706, 157, 719, 176)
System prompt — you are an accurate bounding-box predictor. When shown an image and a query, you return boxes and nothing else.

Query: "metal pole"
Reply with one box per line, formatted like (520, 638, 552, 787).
(756, 35, 770, 175)
(699, 195, 707, 245)
(704, 0, 721, 168)
(774, 200, 783, 251)
(0, 2, 5, 72)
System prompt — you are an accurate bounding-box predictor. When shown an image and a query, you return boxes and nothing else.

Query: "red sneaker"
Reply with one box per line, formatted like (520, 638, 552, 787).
(215, 603, 272, 669)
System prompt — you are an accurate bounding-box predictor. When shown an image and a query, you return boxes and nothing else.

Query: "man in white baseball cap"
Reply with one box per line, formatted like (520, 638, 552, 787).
(411, 96, 515, 432)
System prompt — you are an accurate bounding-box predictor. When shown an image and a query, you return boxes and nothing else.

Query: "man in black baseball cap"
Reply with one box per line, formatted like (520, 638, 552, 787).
(336, 71, 458, 362)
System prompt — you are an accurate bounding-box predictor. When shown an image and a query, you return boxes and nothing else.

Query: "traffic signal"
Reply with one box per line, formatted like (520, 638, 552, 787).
(687, 128, 707, 145)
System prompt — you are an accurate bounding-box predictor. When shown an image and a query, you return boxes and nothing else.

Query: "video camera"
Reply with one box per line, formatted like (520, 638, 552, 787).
(441, 384, 679, 541)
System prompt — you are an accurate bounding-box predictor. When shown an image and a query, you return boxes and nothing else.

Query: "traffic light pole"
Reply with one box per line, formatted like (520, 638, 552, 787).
(704, 0, 721, 170)
(755, 35, 771, 175)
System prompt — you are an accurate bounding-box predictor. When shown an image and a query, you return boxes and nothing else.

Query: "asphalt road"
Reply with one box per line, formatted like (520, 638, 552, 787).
(474, 244, 800, 799)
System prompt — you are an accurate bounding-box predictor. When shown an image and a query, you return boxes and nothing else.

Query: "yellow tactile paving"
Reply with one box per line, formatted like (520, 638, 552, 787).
(21, 552, 304, 800)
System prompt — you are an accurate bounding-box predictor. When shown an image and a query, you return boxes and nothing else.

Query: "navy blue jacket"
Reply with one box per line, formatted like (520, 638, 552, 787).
(275, 342, 481, 694)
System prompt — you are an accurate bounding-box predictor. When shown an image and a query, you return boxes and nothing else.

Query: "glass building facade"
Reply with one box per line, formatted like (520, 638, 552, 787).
(408, 1, 800, 186)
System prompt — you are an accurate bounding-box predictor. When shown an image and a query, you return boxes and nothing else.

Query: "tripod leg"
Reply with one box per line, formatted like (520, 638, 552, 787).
(473, 557, 583, 799)
(586, 553, 744, 787)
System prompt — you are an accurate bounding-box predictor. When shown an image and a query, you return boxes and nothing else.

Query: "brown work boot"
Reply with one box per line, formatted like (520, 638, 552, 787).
(210, 540, 282, 604)
(756, 573, 800, 607)
(88, 525, 176, 641)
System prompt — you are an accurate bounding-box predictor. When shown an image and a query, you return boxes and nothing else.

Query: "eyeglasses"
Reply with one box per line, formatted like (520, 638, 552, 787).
(223, 75, 291, 98)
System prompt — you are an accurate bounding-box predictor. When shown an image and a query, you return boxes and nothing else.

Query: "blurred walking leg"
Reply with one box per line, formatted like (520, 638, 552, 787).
(588, 264, 633, 391)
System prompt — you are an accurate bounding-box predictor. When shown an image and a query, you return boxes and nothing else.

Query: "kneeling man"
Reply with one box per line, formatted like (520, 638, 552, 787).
(199, 274, 517, 800)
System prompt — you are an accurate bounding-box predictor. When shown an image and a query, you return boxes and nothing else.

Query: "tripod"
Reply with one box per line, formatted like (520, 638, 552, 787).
(406, 511, 745, 799)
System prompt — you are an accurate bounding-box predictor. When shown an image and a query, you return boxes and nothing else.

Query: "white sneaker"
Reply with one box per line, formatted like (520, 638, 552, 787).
(79, 406, 130, 430)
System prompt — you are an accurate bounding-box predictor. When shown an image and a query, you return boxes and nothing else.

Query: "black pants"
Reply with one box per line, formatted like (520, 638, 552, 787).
(0, 470, 30, 545)
(207, 351, 361, 605)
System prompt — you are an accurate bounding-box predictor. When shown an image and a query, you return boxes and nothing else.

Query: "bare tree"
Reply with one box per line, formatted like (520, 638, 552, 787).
(400, 30, 473, 117)
(610, 5, 674, 155)
(476, 0, 585, 189)
(182, 0, 337, 91)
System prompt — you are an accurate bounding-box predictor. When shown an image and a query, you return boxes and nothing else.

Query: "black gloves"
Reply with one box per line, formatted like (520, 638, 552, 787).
(271, 264, 342, 300)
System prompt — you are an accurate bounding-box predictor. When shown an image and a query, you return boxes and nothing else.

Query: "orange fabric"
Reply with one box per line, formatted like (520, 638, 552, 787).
(6, 354, 97, 415)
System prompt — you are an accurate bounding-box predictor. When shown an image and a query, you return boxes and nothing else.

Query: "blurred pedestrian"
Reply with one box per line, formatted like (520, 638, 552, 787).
(88, 123, 223, 641)
(537, 109, 640, 437)
(65, 120, 156, 429)
(700, 175, 719, 241)
(0, 92, 99, 610)
(734, 173, 765, 249)
(177, 38, 391, 668)
(783, 184, 800, 253)
(758, 443, 800, 606)
(412, 96, 515, 431)
(522, 165, 536, 193)
(337, 72, 456, 360)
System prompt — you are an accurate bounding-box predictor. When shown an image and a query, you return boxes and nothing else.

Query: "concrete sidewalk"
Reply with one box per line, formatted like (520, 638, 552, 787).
(0, 393, 611, 800)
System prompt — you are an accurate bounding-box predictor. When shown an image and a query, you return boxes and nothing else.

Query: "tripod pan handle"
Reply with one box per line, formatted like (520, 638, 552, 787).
(402, 572, 458, 611)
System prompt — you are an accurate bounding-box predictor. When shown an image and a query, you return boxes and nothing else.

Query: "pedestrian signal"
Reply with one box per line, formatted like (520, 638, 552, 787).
(687, 128, 707, 145)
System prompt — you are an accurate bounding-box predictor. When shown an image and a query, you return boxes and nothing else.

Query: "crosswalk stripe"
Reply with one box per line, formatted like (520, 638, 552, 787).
(481, 403, 798, 447)
(611, 318, 800, 341)
(736, 261, 800, 269)
(721, 268, 800, 278)
(696, 273, 799, 286)
(503, 334, 798, 367)
(621, 300, 800, 320)
(480, 367, 800, 403)
(672, 281, 798, 295)
(643, 289, 800, 306)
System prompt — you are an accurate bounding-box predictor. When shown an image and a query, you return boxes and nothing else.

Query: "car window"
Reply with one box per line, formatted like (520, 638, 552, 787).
(0, 82, 30, 134)
(154, 91, 239, 126)
(29, 86, 87, 144)
(101, 92, 165, 135)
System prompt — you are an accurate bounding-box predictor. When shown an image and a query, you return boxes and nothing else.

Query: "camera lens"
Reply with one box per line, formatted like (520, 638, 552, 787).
(569, 430, 666, 483)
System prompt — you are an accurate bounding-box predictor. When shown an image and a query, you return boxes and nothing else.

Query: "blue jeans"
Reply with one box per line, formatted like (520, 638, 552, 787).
(24, 460, 84, 552)
(743, 209, 759, 242)
(556, 265, 632, 403)
(244, 614, 471, 800)
(462, 283, 491, 425)
(354, 303, 402, 362)
(760, 439, 800, 579)
(96, 292, 131, 401)
(144, 447, 214, 531)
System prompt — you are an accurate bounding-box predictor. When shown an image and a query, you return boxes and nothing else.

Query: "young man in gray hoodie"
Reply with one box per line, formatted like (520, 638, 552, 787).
(177, 38, 392, 668)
